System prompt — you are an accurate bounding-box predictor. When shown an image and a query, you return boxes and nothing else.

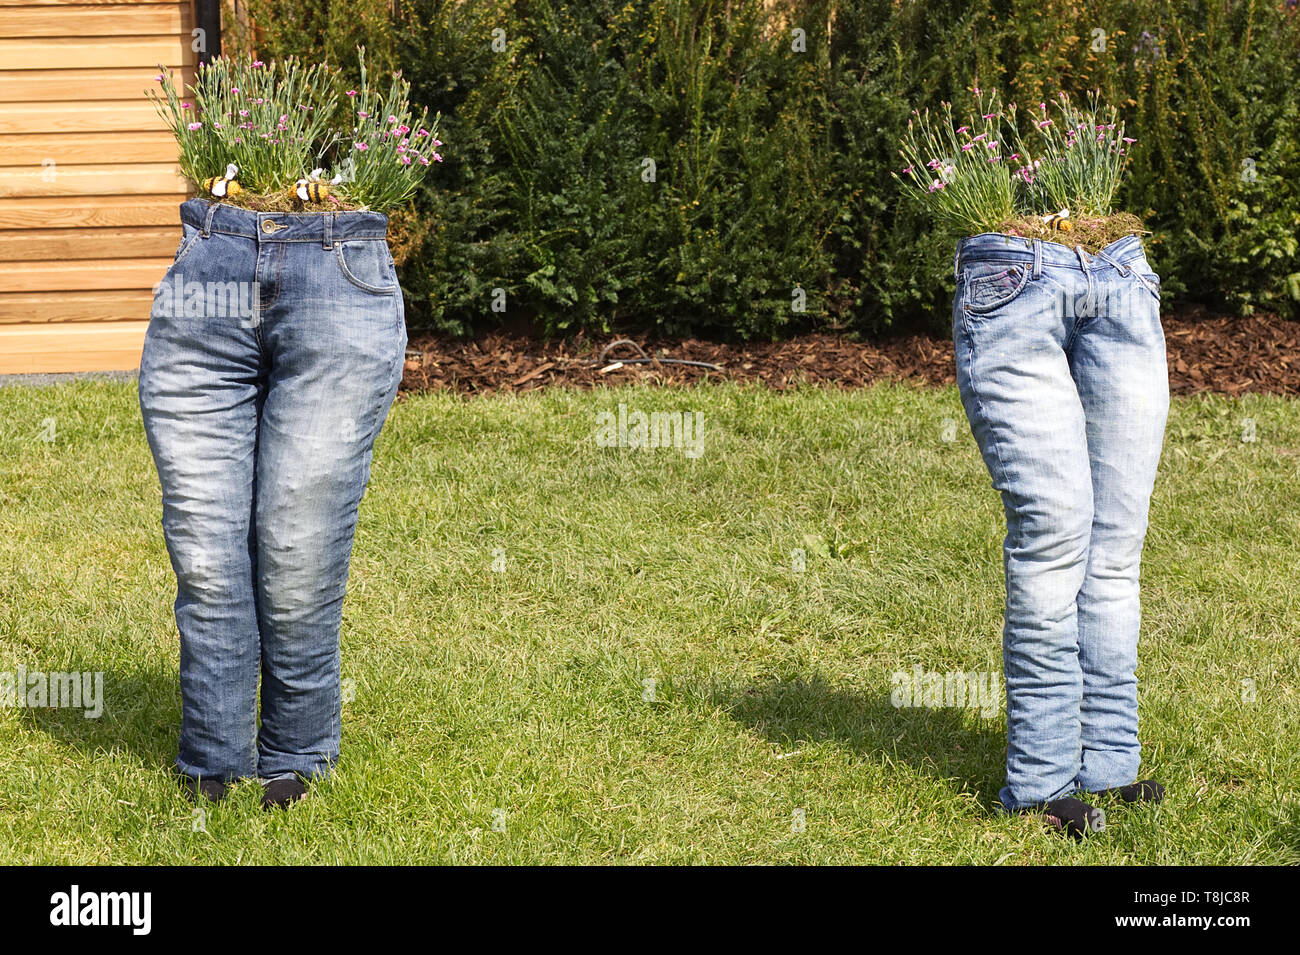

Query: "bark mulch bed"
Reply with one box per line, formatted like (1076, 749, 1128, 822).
(399, 307, 1299, 399)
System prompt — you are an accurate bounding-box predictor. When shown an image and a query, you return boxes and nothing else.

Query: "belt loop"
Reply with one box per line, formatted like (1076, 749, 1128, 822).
(323, 212, 333, 250)
(1097, 250, 1128, 275)
(201, 201, 218, 238)
(1032, 238, 1042, 279)
(953, 246, 960, 281)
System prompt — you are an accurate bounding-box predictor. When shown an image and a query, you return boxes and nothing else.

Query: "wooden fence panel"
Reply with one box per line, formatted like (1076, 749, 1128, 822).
(0, 1, 197, 373)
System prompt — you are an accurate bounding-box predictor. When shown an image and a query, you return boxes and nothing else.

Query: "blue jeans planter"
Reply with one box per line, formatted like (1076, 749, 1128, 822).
(952, 233, 1170, 812)
(139, 198, 408, 784)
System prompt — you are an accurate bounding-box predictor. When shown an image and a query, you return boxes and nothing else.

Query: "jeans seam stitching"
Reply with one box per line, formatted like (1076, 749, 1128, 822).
(959, 309, 1019, 552)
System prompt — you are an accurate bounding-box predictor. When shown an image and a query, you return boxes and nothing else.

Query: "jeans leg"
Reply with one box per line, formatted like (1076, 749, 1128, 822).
(138, 277, 264, 783)
(1070, 270, 1169, 792)
(954, 272, 1093, 811)
(253, 280, 406, 781)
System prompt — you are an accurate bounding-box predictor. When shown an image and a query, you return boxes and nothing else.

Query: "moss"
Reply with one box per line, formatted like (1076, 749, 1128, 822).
(201, 189, 370, 213)
(992, 211, 1147, 254)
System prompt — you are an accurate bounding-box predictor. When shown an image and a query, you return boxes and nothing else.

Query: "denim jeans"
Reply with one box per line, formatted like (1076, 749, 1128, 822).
(139, 198, 407, 783)
(951, 233, 1169, 812)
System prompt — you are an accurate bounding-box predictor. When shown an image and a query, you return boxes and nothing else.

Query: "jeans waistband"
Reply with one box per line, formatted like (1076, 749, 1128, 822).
(954, 232, 1149, 278)
(179, 198, 390, 243)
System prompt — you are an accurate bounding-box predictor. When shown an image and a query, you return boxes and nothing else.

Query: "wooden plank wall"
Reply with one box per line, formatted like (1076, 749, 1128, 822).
(0, 0, 196, 373)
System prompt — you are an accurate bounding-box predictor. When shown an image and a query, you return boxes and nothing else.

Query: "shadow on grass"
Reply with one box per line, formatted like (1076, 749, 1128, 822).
(710, 674, 1006, 811)
(20, 660, 179, 774)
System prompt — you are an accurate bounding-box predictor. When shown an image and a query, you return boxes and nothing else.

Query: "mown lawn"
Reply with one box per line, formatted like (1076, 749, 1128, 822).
(1, 377, 1297, 864)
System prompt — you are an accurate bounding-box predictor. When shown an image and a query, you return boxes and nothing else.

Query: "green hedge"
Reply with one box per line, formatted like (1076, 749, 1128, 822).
(228, 0, 1300, 338)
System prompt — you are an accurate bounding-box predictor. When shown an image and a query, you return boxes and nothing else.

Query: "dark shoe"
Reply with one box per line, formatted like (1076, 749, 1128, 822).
(180, 775, 227, 804)
(1041, 796, 1106, 840)
(261, 776, 308, 810)
(1096, 779, 1165, 805)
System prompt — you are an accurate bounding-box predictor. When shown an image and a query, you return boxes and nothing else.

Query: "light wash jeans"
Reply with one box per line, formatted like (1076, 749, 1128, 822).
(139, 199, 407, 784)
(951, 233, 1169, 811)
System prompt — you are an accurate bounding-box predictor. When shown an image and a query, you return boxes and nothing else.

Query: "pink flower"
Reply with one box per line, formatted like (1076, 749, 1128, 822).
(1122, 136, 1136, 143)
(432, 153, 442, 162)
(155, 74, 164, 82)
(388, 114, 398, 124)
(231, 87, 240, 94)
(397, 124, 410, 134)
(1037, 119, 1053, 128)
(416, 128, 430, 137)
(418, 156, 430, 166)
(181, 102, 192, 110)
(355, 142, 369, 151)
(972, 132, 987, 141)
(956, 126, 970, 135)
(346, 90, 358, 97)
(982, 113, 996, 119)
(928, 179, 946, 192)
(399, 155, 412, 165)
(358, 111, 368, 119)
(961, 143, 974, 152)
(902, 165, 914, 174)
(252, 60, 264, 67)
(433, 139, 442, 148)
(187, 122, 202, 131)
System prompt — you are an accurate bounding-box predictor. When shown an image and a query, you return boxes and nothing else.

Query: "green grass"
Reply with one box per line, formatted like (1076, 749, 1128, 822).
(1, 378, 1298, 864)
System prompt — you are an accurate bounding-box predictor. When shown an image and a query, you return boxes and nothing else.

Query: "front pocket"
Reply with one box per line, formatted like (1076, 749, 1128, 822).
(962, 262, 1031, 314)
(335, 239, 398, 294)
(171, 222, 204, 269)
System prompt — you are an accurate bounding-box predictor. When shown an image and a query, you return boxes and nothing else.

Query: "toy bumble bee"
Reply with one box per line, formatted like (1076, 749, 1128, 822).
(1042, 207, 1073, 232)
(290, 168, 344, 204)
(202, 163, 241, 198)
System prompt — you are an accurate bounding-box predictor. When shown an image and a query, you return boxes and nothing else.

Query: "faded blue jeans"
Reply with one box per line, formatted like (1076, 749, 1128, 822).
(952, 233, 1169, 812)
(139, 198, 407, 784)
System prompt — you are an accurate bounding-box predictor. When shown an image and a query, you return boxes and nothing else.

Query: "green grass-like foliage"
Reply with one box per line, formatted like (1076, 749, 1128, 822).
(896, 89, 1135, 237)
(147, 48, 440, 213)
(2, 378, 1298, 863)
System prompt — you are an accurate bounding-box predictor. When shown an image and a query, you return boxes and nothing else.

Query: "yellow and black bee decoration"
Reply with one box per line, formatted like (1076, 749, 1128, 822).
(202, 163, 242, 198)
(1042, 207, 1073, 232)
(290, 168, 343, 204)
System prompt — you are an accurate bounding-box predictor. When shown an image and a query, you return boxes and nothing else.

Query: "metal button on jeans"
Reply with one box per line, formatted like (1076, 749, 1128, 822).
(261, 219, 279, 234)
